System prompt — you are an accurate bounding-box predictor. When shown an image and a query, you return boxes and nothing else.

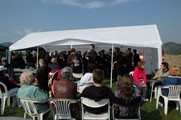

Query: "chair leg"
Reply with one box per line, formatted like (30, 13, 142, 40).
(24, 112, 27, 118)
(150, 82, 154, 102)
(176, 102, 179, 111)
(164, 99, 168, 116)
(156, 96, 160, 109)
(154, 87, 158, 99)
(1, 97, 7, 114)
(7, 98, 11, 106)
(39, 114, 43, 120)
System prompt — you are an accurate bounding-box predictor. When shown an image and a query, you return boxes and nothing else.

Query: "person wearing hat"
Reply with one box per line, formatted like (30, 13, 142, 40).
(0, 66, 19, 107)
(1, 57, 15, 83)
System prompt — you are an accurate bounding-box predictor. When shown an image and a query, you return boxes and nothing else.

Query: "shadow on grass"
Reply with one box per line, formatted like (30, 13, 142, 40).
(141, 109, 162, 120)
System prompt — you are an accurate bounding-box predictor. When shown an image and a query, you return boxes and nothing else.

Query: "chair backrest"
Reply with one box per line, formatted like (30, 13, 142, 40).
(168, 85, 181, 99)
(49, 98, 77, 119)
(81, 97, 109, 108)
(20, 98, 39, 116)
(129, 71, 134, 77)
(0, 82, 8, 96)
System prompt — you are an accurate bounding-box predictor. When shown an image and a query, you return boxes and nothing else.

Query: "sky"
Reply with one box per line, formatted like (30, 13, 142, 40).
(0, 0, 181, 44)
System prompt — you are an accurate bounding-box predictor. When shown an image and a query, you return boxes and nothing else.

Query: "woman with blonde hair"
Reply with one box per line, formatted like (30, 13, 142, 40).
(17, 70, 49, 114)
(114, 75, 141, 119)
(162, 65, 181, 96)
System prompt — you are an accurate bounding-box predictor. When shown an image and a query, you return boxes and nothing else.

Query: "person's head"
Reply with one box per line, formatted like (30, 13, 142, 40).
(88, 44, 95, 51)
(118, 75, 134, 101)
(114, 47, 120, 53)
(87, 64, 97, 73)
(133, 49, 137, 54)
(39, 59, 46, 66)
(169, 65, 181, 76)
(0, 66, 7, 74)
(128, 48, 131, 51)
(19, 70, 35, 85)
(1, 57, 8, 66)
(137, 61, 144, 69)
(71, 48, 76, 54)
(93, 69, 104, 84)
(161, 62, 169, 70)
(61, 67, 73, 80)
(51, 57, 58, 64)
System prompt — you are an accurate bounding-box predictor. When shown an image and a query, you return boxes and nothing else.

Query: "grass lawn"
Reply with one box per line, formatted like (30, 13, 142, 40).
(0, 80, 180, 120)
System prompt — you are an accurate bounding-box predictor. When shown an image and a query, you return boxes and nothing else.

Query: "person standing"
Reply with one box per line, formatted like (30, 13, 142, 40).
(84, 44, 97, 72)
(133, 49, 141, 67)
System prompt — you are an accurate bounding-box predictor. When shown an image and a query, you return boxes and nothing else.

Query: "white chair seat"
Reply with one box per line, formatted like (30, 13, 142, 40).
(84, 111, 109, 119)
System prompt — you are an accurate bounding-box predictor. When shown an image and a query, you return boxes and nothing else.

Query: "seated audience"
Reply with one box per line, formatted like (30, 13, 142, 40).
(49, 57, 60, 70)
(0, 66, 19, 107)
(162, 65, 181, 96)
(17, 70, 49, 114)
(114, 75, 141, 119)
(1, 57, 16, 84)
(52, 67, 79, 117)
(147, 62, 169, 98)
(81, 69, 115, 114)
(35, 59, 51, 93)
(77, 64, 96, 93)
(133, 61, 148, 100)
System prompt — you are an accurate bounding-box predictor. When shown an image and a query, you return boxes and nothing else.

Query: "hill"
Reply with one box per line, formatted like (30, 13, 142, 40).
(163, 42, 181, 55)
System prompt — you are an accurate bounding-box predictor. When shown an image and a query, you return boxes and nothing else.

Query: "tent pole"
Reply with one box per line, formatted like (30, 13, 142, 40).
(36, 46, 39, 69)
(8, 49, 11, 64)
(110, 45, 114, 88)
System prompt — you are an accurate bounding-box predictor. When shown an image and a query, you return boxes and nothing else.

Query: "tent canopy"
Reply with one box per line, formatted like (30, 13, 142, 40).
(9, 24, 162, 51)
(9, 24, 163, 75)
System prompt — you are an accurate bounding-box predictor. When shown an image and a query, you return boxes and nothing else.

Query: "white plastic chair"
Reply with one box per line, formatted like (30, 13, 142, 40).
(0, 82, 16, 114)
(149, 80, 159, 102)
(81, 97, 110, 120)
(49, 98, 78, 120)
(129, 71, 134, 77)
(112, 104, 141, 120)
(156, 85, 181, 116)
(20, 98, 50, 120)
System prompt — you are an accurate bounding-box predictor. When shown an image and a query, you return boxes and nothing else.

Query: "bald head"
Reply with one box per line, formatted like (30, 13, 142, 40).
(39, 59, 45, 66)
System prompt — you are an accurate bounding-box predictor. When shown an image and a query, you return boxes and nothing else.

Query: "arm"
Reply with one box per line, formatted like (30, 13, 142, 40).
(133, 68, 141, 85)
(33, 87, 49, 100)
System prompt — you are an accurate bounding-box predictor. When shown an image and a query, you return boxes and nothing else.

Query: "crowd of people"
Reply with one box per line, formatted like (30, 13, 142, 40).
(0, 43, 181, 119)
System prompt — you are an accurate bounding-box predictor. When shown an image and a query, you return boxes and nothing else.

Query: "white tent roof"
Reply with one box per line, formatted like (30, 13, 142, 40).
(9, 24, 162, 51)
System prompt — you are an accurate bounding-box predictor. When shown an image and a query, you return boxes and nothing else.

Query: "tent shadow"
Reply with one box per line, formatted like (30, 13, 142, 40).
(141, 109, 162, 120)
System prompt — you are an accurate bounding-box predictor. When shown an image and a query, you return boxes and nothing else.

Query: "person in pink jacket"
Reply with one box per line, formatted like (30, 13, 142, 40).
(133, 61, 148, 100)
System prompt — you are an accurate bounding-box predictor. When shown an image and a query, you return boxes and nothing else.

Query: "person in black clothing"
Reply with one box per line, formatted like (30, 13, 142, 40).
(85, 44, 97, 72)
(133, 49, 141, 67)
(1, 57, 15, 83)
(81, 69, 115, 114)
(0, 66, 20, 107)
(35, 59, 51, 92)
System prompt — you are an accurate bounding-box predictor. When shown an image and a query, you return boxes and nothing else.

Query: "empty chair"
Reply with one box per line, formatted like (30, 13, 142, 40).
(20, 98, 50, 120)
(49, 98, 78, 120)
(81, 97, 110, 120)
(156, 85, 181, 116)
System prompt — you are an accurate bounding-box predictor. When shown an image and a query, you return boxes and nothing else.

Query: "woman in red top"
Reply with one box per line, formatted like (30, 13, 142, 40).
(133, 61, 148, 100)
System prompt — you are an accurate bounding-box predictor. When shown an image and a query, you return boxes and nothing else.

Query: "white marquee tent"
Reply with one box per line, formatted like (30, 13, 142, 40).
(9, 24, 163, 87)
